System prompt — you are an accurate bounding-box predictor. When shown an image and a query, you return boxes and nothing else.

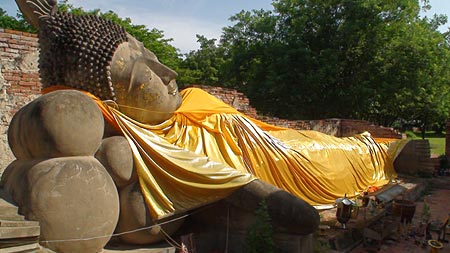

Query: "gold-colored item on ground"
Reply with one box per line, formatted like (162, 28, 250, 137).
(428, 239, 443, 253)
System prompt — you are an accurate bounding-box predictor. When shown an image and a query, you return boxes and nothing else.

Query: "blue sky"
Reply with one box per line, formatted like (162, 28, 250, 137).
(1, 0, 449, 54)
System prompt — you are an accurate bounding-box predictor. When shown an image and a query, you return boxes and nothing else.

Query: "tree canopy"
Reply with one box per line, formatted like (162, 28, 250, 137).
(209, 0, 450, 130)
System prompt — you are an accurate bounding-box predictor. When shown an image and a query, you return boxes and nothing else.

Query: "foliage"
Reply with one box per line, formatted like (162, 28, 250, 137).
(214, 0, 450, 127)
(178, 35, 226, 87)
(421, 202, 431, 222)
(0, 8, 36, 33)
(245, 200, 274, 253)
(220, 9, 284, 115)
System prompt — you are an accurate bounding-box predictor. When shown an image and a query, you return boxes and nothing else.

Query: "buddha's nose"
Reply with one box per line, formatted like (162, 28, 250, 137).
(145, 58, 178, 86)
(159, 65, 178, 86)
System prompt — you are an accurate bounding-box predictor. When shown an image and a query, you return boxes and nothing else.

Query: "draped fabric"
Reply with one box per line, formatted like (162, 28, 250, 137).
(42, 86, 407, 219)
(108, 108, 255, 219)
(144, 88, 404, 206)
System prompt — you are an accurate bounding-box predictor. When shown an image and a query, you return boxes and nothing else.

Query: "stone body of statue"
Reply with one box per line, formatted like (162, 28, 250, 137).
(2, 1, 321, 252)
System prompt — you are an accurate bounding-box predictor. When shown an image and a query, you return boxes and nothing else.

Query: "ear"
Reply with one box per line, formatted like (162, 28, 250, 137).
(15, 0, 57, 29)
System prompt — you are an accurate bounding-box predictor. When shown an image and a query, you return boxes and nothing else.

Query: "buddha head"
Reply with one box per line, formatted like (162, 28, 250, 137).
(22, 0, 182, 124)
(110, 35, 182, 124)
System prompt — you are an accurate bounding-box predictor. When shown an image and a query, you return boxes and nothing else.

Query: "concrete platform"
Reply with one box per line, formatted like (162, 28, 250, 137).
(0, 201, 18, 216)
(0, 220, 39, 227)
(0, 188, 40, 253)
(0, 242, 41, 253)
(0, 226, 40, 239)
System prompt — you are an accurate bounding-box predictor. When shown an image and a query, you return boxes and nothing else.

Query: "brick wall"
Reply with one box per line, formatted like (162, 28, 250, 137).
(0, 28, 40, 173)
(339, 119, 401, 138)
(189, 85, 258, 118)
(394, 140, 434, 176)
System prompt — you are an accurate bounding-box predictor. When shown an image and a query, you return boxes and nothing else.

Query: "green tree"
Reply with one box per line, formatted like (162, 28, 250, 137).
(367, 7, 450, 129)
(219, 0, 450, 128)
(178, 35, 226, 87)
(220, 9, 285, 116)
(0, 7, 35, 33)
(245, 200, 274, 253)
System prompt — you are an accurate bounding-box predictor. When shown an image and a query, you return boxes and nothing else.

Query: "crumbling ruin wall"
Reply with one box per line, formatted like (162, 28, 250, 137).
(394, 140, 434, 175)
(189, 85, 259, 118)
(0, 29, 40, 173)
(339, 119, 402, 138)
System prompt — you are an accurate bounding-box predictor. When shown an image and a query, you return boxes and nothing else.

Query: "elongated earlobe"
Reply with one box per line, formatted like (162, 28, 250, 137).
(15, 0, 57, 29)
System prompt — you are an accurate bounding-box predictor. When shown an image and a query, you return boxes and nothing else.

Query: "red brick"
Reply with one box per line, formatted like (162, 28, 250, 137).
(6, 88, 22, 94)
(5, 76, 20, 81)
(5, 48, 19, 53)
(21, 35, 38, 41)
(22, 73, 39, 79)
(8, 39, 19, 44)
(0, 51, 15, 56)
(24, 41, 38, 47)
(4, 29, 22, 35)
(10, 44, 25, 50)
(5, 69, 20, 74)
(19, 81, 36, 86)
(0, 33, 12, 39)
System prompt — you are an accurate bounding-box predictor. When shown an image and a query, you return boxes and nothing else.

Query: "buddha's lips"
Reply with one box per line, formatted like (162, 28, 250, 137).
(168, 80, 178, 95)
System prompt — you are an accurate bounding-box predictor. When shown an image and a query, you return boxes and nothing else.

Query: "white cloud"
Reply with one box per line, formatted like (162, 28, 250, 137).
(131, 14, 223, 54)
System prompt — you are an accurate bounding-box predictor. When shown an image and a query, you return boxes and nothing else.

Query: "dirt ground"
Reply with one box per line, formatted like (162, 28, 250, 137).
(351, 176, 450, 253)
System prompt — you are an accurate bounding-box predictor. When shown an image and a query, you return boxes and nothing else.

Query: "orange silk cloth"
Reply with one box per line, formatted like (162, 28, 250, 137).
(140, 88, 401, 205)
(42, 86, 404, 218)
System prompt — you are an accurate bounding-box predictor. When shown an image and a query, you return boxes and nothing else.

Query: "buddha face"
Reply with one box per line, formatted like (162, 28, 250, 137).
(110, 35, 182, 124)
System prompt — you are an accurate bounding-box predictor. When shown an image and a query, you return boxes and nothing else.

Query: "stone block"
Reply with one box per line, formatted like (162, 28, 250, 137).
(0, 226, 40, 239)
(95, 136, 136, 188)
(0, 243, 41, 253)
(116, 182, 184, 245)
(8, 90, 104, 159)
(26, 156, 120, 253)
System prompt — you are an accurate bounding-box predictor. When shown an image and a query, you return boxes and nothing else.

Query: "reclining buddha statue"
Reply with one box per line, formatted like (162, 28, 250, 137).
(2, 0, 403, 252)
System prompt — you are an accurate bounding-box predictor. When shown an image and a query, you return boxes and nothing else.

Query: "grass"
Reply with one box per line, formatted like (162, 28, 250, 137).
(404, 130, 446, 156)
